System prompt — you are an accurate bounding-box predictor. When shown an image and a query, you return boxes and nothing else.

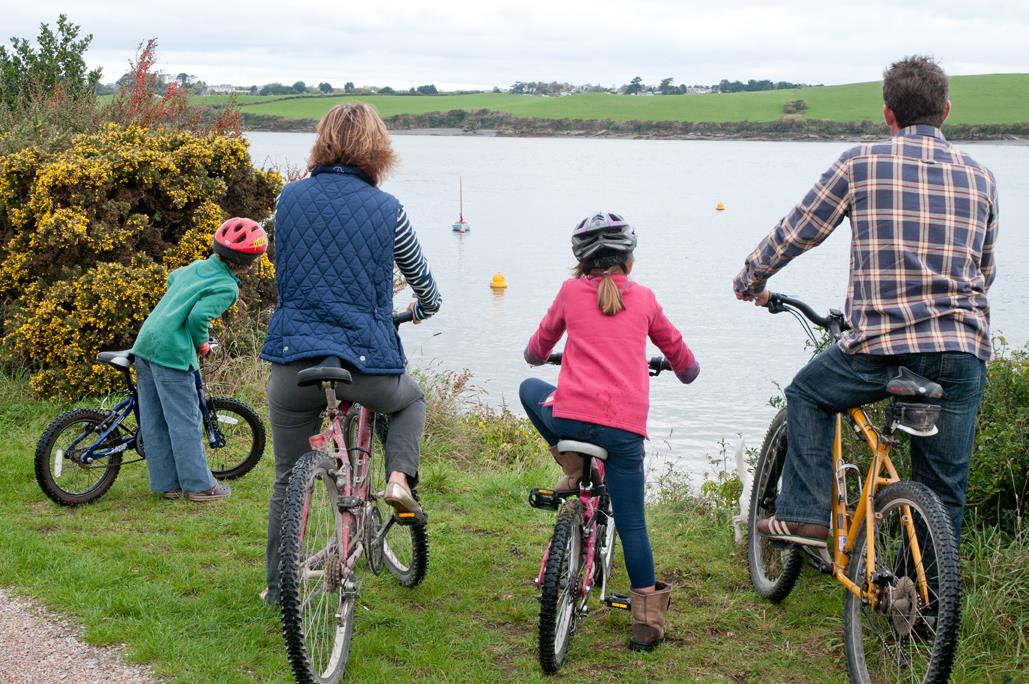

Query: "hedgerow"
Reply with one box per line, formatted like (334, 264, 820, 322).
(0, 123, 281, 397)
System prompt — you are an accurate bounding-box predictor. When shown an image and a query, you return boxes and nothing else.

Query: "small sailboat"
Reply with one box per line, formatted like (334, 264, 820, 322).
(452, 177, 471, 233)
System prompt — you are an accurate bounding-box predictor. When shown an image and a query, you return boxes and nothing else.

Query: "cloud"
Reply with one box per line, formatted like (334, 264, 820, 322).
(4, 0, 1028, 89)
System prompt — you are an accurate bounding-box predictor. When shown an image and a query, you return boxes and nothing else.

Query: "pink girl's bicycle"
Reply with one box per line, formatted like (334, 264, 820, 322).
(528, 352, 672, 673)
(278, 312, 428, 683)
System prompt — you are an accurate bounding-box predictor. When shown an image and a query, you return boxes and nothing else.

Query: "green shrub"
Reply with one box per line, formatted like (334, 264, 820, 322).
(0, 124, 281, 397)
(968, 341, 1029, 528)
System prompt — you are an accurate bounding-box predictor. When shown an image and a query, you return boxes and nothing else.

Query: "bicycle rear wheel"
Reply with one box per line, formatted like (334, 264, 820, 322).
(279, 451, 355, 684)
(204, 396, 266, 480)
(346, 408, 428, 587)
(538, 499, 585, 674)
(843, 481, 961, 684)
(34, 408, 124, 506)
(747, 407, 804, 601)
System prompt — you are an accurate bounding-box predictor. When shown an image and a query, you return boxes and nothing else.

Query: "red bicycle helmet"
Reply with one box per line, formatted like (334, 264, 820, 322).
(213, 217, 268, 265)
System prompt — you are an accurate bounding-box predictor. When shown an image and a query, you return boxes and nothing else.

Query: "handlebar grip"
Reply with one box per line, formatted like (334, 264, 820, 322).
(649, 356, 672, 372)
(547, 352, 563, 366)
(393, 310, 415, 325)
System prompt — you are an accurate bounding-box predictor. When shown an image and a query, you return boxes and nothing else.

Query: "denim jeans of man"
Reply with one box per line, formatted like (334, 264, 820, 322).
(519, 378, 655, 589)
(135, 357, 218, 494)
(776, 344, 987, 538)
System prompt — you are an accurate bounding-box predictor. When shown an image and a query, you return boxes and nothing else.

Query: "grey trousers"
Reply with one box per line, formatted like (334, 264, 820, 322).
(264, 359, 426, 603)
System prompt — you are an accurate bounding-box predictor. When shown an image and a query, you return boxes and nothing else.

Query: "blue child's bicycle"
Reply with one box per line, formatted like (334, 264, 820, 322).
(34, 344, 266, 506)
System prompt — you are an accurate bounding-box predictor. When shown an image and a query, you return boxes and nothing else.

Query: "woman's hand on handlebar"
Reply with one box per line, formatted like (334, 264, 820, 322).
(734, 287, 770, 307)
(406, 301, 422, 325)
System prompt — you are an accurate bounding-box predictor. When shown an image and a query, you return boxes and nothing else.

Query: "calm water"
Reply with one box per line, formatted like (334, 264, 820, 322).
(248, 132, 1029, 479)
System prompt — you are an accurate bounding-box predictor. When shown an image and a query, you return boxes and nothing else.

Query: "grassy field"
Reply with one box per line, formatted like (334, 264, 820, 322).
(201, 74, 1029, 126)
(0, 371, 1024, 682)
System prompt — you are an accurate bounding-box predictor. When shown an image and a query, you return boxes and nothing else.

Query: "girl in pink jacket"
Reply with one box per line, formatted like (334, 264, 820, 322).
(520, 211, 699, 653)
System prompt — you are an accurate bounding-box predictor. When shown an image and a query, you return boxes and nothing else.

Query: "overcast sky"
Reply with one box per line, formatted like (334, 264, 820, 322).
(5, 1, 1029, 90)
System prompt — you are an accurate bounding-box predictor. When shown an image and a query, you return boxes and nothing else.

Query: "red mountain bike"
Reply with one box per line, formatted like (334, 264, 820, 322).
(278, 312, 428, 683)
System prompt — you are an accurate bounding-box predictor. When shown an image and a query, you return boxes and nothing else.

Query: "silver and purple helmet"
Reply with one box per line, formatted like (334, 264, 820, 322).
(571, 211, 637, 265)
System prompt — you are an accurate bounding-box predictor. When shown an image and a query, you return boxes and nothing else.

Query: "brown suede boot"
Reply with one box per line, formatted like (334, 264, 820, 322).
(629, 581, 672, 652)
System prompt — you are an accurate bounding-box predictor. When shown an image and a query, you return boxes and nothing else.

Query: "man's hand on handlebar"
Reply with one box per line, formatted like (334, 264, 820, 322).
(734, 288, 770, 307)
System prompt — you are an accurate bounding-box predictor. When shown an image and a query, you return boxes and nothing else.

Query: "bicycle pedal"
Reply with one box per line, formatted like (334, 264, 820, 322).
(528, 488, 561, 511)
(394, 510, 428, 526)
(604, 594, 632, 610)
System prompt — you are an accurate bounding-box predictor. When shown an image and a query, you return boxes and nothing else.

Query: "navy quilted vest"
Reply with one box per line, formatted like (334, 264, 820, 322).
(261, 164, 405, 373)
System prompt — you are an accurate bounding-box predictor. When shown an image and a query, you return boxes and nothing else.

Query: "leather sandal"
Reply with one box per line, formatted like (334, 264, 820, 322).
(384, 481, 422, 515)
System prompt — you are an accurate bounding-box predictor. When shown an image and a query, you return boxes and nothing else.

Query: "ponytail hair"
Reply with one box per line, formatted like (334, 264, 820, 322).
(573, 254, 633, 316)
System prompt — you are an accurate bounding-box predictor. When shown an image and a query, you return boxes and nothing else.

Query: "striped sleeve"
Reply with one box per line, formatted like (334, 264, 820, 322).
(395, 205, 443, 319)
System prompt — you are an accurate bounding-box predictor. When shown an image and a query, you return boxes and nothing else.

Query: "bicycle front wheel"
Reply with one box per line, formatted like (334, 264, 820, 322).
(747, 407, 804, 601)
(34, 408, 124, 506)
(538, 499, 585, 674)
(205, 396, 266, 480)
(347, 408, 429, 587)
(843, 480, 961, 684)
(279, 451, 355, 684)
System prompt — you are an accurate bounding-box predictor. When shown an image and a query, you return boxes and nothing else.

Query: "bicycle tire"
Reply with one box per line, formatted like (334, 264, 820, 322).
(35, 408, 124, 506)
(538, 499, 585, 674)
(842, 480, 961, 684)
(280, 451, 354, 684)
(345, 407, 429, 588)
(205, 396, 266, 480)
(747, 407, 804, 602)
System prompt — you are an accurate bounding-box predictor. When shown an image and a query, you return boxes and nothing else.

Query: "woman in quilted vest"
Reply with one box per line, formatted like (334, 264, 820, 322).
(260, 103, 442, 606)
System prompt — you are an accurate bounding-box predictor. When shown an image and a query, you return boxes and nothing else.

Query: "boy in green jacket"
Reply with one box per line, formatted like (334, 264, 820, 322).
(131, 218, 268, 501)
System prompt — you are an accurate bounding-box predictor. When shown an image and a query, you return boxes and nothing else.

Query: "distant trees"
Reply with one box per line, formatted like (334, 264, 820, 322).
(624, 76, 644, 95)
(291, 80, 306, 93)
(509, 81, 575, 95)
(0, 14, 102, 109)
(318, 82, 332, 93)
(344, 81, 355, 93)
(717, 79, 811, 93)
(415, 84, 438, 95)
(379, 86, 395, 94)
(658, 77, 675, 95)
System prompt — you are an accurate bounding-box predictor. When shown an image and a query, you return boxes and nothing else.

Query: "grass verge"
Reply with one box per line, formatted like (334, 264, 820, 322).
(0, 372, 1023, 682)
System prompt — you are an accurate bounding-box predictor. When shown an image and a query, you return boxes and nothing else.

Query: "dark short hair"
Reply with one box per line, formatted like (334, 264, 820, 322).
(882, 56, 949, 128)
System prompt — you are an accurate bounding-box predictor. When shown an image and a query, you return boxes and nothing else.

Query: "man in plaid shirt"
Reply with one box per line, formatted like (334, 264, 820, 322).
(733, 56, 998, 544)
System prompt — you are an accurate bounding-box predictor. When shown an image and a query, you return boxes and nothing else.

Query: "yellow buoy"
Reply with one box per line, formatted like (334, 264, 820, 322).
(715, 201, 726, 212)
(490, 272, 508, 289)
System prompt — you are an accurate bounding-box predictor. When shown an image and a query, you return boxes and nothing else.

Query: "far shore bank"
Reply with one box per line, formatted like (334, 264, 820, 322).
(242, 113, 1029, 143)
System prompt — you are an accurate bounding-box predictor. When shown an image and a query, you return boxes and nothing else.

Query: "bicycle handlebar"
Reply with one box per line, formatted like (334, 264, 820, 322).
(765, 292, 851, 335)
(546, 352, 673, 376)
(393, 310, 415, 326)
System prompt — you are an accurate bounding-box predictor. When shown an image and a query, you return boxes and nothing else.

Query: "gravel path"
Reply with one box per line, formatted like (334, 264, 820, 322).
(0, 587, 157, 683)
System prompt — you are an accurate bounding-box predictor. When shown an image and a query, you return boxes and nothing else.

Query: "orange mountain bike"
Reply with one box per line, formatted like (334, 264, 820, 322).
(747, 293, 961, 683)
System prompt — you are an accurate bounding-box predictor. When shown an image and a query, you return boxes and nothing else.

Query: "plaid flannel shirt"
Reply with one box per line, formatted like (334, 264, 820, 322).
(734, 125, 998, 360)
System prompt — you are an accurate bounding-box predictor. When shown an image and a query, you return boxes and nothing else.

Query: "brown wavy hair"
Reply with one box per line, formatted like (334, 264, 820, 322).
(307, 103, 397, 185)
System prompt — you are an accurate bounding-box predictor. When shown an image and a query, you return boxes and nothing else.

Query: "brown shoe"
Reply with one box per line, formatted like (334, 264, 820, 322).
(551, 447, 599, 490)
(756, 516, 829, 548)
(187, 484, 230, 502)
(384, 482, 422, 515)
(629, 581, 672, 652)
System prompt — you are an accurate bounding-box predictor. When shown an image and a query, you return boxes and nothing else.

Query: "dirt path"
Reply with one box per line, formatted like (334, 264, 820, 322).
(0, 587, 156, 683)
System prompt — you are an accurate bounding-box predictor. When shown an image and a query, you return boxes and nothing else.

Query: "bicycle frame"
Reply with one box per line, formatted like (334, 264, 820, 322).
(830, 408, 932, 610)
(304, 383, 376, 587)
(534, 457, 611, 606)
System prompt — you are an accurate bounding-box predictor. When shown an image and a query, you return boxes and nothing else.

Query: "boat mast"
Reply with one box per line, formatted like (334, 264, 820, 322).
(459, 176, 464, 222)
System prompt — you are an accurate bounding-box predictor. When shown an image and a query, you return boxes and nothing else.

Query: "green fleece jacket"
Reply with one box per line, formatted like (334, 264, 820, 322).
(131, 255, 240, 371)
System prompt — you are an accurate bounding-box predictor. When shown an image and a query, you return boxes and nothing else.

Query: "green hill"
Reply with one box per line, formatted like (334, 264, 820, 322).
(203, 74, 1029, 126)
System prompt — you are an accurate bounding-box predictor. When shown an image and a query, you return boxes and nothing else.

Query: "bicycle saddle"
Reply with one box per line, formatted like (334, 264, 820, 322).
(556, 440, 608, 461)
(96, 350, 133, 369)
(296, 356, 353, 387)
(886, 367, 943, 399)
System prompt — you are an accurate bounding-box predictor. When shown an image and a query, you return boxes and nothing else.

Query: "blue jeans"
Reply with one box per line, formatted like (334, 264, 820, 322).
(777, 345, 987, 538)
(135, 358, 217, 494)
(519, 378, 655, 589)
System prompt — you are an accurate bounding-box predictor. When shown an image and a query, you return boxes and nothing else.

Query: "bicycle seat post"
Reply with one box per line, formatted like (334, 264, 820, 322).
(322, 381, 338, 414)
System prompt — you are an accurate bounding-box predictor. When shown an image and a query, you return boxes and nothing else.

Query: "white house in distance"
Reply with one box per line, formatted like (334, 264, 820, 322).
(206, 84, 238, 94)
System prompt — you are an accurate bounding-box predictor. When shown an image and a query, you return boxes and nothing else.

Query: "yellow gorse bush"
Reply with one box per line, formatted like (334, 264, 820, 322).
(0, 123, 282, 397)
